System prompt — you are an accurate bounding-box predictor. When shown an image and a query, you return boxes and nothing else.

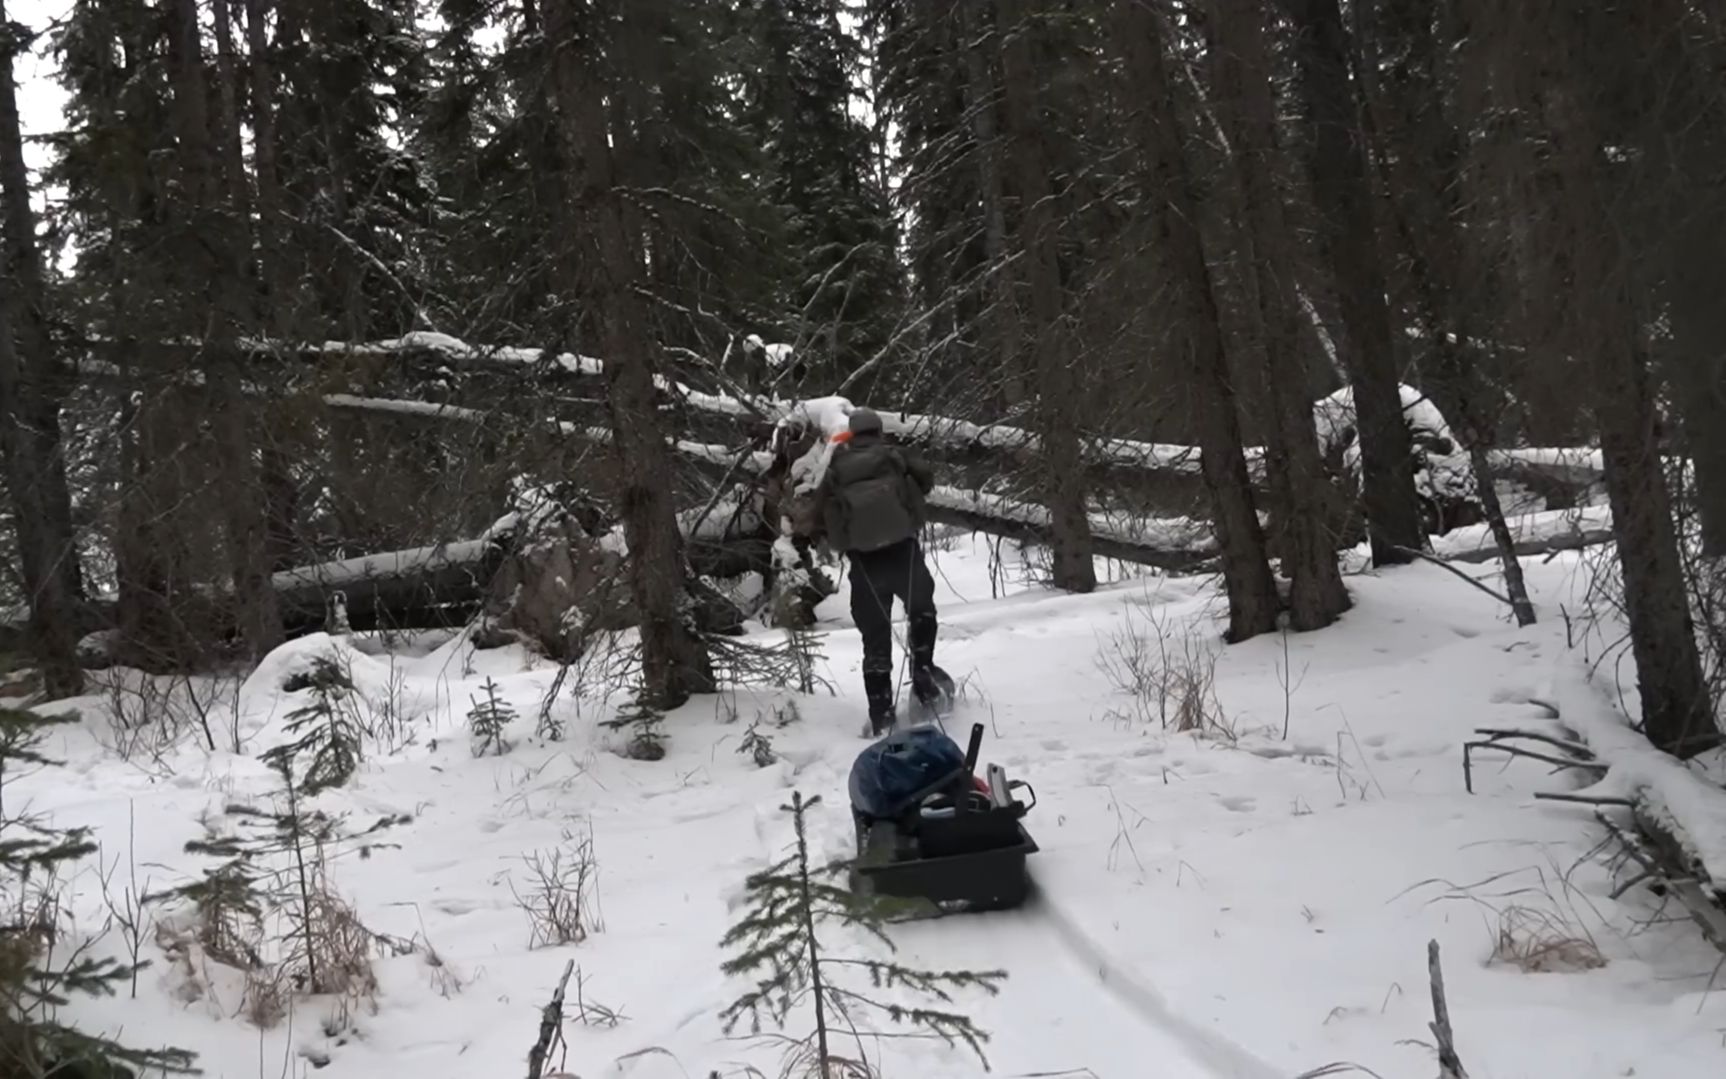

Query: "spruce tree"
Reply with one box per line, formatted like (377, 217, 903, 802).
(602, 693, 667, 762)
(261, 655, 363, 795)
(739, 0, 905, 387)
(0, 708, 196, 1076)
(466, 677, 515, 757)
(719, 791, 1005, 1075)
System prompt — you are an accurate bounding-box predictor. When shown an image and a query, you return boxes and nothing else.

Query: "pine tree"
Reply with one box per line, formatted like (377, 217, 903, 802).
(181, 760, 391, 1003)
(739, 0, 905, 386)
(261, 655, 364, 794)
(719, 791, 1005, 1075)
(466, 677, 515, 757)
(602, 693, 667, 762)
(0, 708, 197, 1076)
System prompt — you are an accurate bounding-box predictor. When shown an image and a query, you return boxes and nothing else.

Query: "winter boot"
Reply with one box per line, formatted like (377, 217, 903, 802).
(863, 668, 897, 738)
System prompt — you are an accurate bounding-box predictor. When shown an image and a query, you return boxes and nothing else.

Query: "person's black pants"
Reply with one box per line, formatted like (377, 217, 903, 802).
(848, 538, 938, 716)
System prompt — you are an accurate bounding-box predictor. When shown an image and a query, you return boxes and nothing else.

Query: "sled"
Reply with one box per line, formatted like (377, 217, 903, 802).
(847, 722, 1039, 915)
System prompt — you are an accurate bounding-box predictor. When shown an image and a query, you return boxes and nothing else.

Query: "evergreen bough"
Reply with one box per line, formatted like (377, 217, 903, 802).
(0, 708, 196, 1077)
(602, 694, 667, 761)
(261, 654, 362, 795)
(467, 678, 515, 757)
(719, 791, 1005, 1076)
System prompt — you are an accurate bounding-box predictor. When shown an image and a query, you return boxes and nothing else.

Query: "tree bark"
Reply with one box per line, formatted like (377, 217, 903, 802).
(0, 8, 85, 697)
(994, 0, 1095, 593)
(958, 0, 1024, 412)
(1213, 0, 1351, 631)
(166, 0, 281, 659)
(1284, 0, 1425, 566)
(1505, 2, 1715, 757)
(1365, 0, 1535, 626)
(543, 0, 713, 709)
(1114, 1, 1279, 642)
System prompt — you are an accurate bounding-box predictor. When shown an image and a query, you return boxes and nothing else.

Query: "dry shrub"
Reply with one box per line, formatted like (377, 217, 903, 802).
(1409, 863, 1611, 976)
(511, 829, 602, 949)
(1490, 904, 1605, 973)
(1094, 599, 1230, 739)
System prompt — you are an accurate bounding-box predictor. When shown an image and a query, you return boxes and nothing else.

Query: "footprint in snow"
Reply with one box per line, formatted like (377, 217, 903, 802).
(1217, 795, 1256, 813)
(1041, 738, 1068, 752)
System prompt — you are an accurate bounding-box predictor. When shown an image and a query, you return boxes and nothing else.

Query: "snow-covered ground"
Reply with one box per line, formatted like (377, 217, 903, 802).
(12, 536, 1726, 1078)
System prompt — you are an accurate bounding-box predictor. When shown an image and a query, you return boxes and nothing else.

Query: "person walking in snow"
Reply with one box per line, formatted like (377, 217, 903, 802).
(816, 407, 954, 735)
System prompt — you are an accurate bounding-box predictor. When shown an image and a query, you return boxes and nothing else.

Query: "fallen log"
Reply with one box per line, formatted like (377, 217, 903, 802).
(1426, 506, 1616, 564)
(75, 335, 1602, 504)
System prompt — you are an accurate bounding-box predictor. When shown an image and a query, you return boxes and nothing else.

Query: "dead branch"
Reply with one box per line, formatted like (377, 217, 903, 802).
(526, 959, 575, 1079)
(1462, 732, 1608, 793)
(1427, 940, 1468, 1079)
(1392, 546, 1520, 611)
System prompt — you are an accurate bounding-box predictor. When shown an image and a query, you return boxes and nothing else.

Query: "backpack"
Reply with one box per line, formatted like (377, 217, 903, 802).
(826, 443, 919, 553)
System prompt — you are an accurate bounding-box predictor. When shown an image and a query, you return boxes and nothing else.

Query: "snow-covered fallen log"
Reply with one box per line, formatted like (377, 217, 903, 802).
(271, 538, 507, 634)
(924, 489, 1217, 570)
(79, 335, 1601, 498)
(1427, 506, 1616, 564)
(1537, 677, 1726, 951)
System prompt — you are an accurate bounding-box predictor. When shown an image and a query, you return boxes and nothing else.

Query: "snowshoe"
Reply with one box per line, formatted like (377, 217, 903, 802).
(846, 722, 1039, 918)
(910, 667, 956, 722)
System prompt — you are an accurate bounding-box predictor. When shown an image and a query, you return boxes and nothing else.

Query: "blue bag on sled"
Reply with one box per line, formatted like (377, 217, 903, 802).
(847, 725, 966, 820)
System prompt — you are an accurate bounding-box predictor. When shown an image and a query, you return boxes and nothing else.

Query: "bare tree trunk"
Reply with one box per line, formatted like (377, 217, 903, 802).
(1114, 1, 1279, 642)
(0, 8, 84, 696)
(995, 0, 1095, 593)
(1213, 0, 1351, 631)
(1365, 0, 1535, 626)
(1284, 0, 1425, 566)
(544, 0, 713, 708)
(1494, 2, 1714, 756)
(167, 0, 281, 659)
(244, 0, 302, 571)
(958, 1, 1024, 411)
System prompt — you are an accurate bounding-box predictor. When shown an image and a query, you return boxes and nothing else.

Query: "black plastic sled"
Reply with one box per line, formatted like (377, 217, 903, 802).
(847, 721, 1039, 915)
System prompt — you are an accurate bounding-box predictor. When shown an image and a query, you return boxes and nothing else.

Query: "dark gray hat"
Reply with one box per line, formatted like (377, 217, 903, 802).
(848, 407, 883, 435)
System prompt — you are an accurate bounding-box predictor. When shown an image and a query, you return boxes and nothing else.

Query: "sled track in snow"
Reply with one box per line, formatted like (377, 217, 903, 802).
(1015, 879, 1286, 1079)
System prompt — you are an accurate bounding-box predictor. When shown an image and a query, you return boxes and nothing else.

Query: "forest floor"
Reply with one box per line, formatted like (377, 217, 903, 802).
(10, 536, 1726, 1079)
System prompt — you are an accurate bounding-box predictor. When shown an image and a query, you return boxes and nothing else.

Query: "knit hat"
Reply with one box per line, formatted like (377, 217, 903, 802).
(848, 407, 883, 436)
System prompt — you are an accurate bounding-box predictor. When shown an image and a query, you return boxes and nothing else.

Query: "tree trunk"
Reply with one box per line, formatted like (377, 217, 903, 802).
(1213, 0, 1351, 631)
(1512, 3, 1715, 757)
(166, 0, 281, 659)
(1114, 2, 1280, 642)
(1364, 0, 1535, 626)
(543, 0, 713, 709)
(958, 1, 1024, 412)
(994, 0, 1095, 593)
(1284, 0, 1425, 566)
(0, 8, 85, 697)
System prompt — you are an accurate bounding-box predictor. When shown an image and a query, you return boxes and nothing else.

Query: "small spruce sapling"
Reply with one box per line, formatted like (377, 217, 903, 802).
(719, 791, 1006, 1076)
(602, 694, 666, 761)
(261, 654, 362, 794)
(738, 718, 777, 768)
(467, 678, 515, 757)
(0, 708, 197, 1075)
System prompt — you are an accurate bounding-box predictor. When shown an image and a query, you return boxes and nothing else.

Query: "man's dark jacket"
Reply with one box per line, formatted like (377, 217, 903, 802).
(816, 433, 934, 553)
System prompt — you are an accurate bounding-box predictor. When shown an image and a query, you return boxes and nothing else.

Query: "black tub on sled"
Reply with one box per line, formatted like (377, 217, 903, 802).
(847, 721, 1039, 914)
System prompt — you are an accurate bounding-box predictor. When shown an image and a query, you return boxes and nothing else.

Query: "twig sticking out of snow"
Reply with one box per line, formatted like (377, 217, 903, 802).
(1427, 940, 1469, 1079)
(1461, 729, 1607, 794)
(526, 959, 575, 1079)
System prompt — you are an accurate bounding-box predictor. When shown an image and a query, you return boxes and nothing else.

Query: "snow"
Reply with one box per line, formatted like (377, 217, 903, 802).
(15, 540, 1725, 1078)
